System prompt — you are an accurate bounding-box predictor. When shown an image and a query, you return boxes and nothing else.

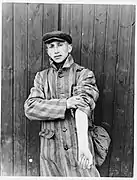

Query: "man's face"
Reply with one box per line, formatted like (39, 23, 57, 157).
(46, 41, 72, 63)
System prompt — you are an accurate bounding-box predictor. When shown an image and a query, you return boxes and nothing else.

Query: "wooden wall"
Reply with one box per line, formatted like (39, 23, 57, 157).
(1, 3, 135, 177)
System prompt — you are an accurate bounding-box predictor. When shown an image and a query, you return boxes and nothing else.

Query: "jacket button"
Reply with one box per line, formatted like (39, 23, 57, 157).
(64, 144, 68, 151)
(58, 74, 64, 78)
(62, 127, 67, 132)
(58, 70, 64, 78)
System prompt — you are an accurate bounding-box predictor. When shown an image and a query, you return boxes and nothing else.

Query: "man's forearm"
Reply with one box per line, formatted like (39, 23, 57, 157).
(75, 108, 89, 147)
(24, 97, 67, 120)
(75, 108, 93, 169)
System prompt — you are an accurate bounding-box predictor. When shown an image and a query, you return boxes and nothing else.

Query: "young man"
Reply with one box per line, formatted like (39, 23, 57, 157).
(24, 31, 100, 176)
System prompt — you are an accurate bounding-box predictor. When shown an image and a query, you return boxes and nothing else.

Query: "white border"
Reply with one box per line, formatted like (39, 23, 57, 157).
(2, 0, 137, 5)
(0, 1, 136, 180)
(0, 0, 137, 4)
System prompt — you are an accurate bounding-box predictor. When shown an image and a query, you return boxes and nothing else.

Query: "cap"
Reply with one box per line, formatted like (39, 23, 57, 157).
(42, 31, 72, 44)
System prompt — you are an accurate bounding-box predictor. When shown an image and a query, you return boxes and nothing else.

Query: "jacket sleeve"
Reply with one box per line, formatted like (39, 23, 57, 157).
(73, 68, 99, 118)
(24, 72, 67, 121)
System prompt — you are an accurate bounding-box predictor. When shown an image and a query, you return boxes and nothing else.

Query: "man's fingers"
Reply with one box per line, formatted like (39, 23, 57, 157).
(78, 150, 93, 169)
(82, 157, 87, 169)
(87, 164, 91, 169)
(80, 156, 86, 169)
(75, 98, 87, 105)
(75, 99, 87, 107)
(88, 156, 93, 167)
(75, 96, 83, 100)
(68, 95, 88, 109)
(85, 159, 89, 169)
(79, 154, 86, 169)
(76, 102, 87, 108)
(79, 154, 90, 169)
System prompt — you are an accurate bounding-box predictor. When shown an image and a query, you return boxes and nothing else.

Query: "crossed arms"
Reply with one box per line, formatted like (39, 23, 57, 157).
(24, 68, 99, 121)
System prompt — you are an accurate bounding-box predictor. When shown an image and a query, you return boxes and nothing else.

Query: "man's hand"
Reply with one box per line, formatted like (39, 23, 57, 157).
(66, 96, 87, 109)
(78, 145, 93, 169)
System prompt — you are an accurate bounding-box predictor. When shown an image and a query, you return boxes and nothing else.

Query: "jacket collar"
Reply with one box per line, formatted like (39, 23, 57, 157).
(49, 54, 74, 70)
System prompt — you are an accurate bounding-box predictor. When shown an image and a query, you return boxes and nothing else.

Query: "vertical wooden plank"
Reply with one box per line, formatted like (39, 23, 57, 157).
(27, 3, 43, 176)
(101, 5, 119, 131)
(93, 5, 107, 125)
(43, 4, 59, 69)
(13, 3, 28, 175)
(1, 3, 13, 175)
(61, 4, 82, 65)
(117, 5, 135, 177)
(70, 4, 82, 65)
(61, 4, 71, 33)
(125, 6, 135, 176)
(43, 4, 59, 32)
(81, 4, 95, 69)
(109, 5, 134, 177)
(98, 5, 119, 177)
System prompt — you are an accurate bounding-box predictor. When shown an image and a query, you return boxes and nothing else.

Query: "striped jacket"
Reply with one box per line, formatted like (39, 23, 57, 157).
(24, 54, 100, 176)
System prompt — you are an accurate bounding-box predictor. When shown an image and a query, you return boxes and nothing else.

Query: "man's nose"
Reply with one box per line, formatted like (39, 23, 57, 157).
(54, 46, 59, 53)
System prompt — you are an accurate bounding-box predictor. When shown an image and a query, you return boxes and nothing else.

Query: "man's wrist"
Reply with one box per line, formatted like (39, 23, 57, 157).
(78, 138, 89, 148)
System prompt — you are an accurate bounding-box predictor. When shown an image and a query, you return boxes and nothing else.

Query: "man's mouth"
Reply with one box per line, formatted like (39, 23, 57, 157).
(54, 55, 62, 58)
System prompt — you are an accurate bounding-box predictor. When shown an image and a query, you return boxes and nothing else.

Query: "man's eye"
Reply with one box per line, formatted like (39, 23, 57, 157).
(58, 43, 63, 46)
(49, 44, 54, 48)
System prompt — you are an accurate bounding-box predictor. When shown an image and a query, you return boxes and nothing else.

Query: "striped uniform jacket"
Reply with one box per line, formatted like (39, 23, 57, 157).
(24, 54, 100, 177)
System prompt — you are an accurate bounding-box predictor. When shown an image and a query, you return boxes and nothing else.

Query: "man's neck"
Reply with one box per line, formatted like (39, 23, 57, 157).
(53, 59, 66, 70)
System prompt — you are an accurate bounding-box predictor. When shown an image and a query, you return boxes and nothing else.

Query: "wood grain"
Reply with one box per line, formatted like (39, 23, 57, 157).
(13, 3, 28, 175)
(61, 4, 82, 65)
(98, 5, 119, 177)
(109, 5, 134, 177)
(81, 4, 95, 69)
(27, 3, 43, 176)
(42, 4, 59, 69)
(93, 5, 107, 126)
(1, 3, 13, 176)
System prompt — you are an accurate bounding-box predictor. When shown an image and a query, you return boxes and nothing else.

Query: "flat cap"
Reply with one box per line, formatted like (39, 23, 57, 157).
(42, 31, 72, 44)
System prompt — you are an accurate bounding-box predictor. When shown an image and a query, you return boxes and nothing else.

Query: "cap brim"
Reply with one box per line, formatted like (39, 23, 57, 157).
(44, 37, 66, 44)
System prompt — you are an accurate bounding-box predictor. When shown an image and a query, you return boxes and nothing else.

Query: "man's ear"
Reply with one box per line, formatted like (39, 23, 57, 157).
(45, 44, 48, 53)
(68, 44, 72, 53)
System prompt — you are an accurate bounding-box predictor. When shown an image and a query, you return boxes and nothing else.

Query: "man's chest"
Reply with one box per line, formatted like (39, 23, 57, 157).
(43, 67, 77, 99)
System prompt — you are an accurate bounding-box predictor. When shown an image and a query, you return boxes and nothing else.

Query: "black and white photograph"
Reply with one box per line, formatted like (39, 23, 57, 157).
(1, 1, 136, 178)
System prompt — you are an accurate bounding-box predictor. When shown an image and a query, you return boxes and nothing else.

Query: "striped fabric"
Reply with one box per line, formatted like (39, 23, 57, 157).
(24, 54, 100, 176)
